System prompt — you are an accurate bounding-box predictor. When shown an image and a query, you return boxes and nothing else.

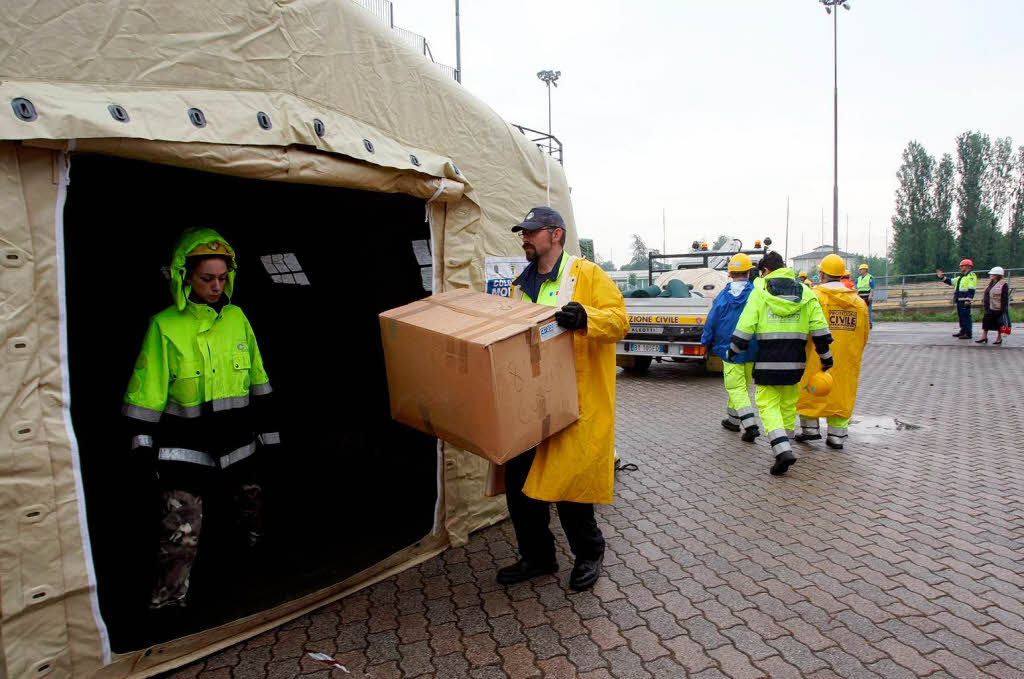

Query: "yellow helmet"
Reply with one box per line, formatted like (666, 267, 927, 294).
(843, 270, 851, 277)
(859, 263, 869, 270)
(803, 371, 834, 397)
(798, 271, 808, 278)
(728, 253, 754, 272)
(820, 253, 846, 277)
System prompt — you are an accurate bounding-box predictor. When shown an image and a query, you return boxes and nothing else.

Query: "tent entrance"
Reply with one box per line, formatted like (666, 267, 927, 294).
(61, 154, 438, 652)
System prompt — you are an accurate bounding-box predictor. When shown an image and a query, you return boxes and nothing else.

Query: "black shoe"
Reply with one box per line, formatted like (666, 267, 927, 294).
(770, 450, 797, 476)
(721, 419, 741, 432)
(825, 440, 844, 450)
(953, 332, 965, 337)
(958, 335, 971, 340)
(974, 338, 987, 344)
(741, 426, 759, 442)
(569, 554, 604, 591)
(794, 433, 821, 443)
(496, 559, 558, 585)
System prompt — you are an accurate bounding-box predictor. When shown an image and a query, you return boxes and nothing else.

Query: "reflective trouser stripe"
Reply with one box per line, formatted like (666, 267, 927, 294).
(157, 441, 257, 469)
(258, 432, 280, 445)
(131, 435, 153, 450)
(826, 417, 849, 445)
(755, 384, 800, 440)
(799, 417, 820, 434)
(725, 408, 740, 426)
(767, 429, 792, 455)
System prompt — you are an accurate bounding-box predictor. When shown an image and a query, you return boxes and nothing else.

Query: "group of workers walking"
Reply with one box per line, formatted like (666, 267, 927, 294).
(703, 251, 869, 476)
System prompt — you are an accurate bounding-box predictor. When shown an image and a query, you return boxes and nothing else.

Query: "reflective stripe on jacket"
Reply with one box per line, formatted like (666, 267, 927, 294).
(942, 272, 977, 302)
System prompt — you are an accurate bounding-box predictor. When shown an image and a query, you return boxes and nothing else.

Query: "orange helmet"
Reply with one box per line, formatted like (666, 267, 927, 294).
(803, 371, 834, 397)
(959, 259, 973, 267)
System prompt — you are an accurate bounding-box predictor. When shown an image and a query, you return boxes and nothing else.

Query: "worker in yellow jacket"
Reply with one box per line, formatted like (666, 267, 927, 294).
(501, 207, 629, 591)
(796, 254, 869, 450)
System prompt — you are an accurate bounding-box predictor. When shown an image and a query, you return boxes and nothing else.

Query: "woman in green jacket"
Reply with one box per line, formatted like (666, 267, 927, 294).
(123, 227, 278, 609)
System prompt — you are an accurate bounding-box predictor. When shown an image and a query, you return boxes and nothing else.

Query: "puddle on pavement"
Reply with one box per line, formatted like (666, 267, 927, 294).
(848, 415, 923, 443)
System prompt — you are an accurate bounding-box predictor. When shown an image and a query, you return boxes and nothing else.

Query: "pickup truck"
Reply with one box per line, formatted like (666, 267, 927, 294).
(616, 240, 771, 373)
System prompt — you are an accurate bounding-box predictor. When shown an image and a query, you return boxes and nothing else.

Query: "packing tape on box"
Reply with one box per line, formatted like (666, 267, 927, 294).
(445, 337, 470, 374)
(528, 326, 542, 377)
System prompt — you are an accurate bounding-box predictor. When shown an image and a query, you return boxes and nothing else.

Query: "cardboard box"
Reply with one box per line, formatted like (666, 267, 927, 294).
(379, 289, 579, 464)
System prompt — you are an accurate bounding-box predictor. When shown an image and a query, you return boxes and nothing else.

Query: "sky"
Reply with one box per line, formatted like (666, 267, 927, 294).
(389, 1, 1024, 268)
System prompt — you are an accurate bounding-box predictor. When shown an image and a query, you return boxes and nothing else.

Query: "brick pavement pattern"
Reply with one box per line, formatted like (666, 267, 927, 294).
(170, 332, 1024, 678)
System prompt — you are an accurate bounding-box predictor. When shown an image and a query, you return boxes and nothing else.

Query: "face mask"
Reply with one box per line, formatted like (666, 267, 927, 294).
(729, 280, 746, 296)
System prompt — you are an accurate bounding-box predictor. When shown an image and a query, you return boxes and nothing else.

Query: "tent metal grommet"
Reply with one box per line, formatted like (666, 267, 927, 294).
(257, 111, 272, 130)
(363, 139, 375, 153)
(409, 154, 421, 166)
(108, 104, 130, 123)
(188, 107, 207, 128)
(11, 97, 37, 122)
(313, 119, 326, 137)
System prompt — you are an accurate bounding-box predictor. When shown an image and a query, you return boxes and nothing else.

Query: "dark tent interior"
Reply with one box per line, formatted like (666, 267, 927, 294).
(62, 154, 438, 651)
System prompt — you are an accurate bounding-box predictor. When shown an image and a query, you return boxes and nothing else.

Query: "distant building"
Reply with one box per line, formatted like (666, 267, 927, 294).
(791, 245, 859, 278)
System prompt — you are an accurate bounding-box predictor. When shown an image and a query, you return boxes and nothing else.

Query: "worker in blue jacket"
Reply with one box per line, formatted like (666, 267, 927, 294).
(702, 253, 760, 441)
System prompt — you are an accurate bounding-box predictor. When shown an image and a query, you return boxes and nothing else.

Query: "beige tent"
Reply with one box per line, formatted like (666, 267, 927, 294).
(0, 2, 575, 677)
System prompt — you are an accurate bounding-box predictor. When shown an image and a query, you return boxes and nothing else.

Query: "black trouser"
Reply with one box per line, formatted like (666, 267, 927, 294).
(504, 448, 605, 564)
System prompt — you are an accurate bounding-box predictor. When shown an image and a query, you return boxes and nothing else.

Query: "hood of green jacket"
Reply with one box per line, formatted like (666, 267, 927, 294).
(170, 228, 236, 311)
(761, 267, 815, 317)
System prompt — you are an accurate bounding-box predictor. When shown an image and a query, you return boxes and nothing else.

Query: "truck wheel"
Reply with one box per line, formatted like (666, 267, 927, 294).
(624, 356, 652, 373)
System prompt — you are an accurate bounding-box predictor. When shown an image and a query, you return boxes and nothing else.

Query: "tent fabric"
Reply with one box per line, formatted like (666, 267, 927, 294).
(0, 1, 576, 677)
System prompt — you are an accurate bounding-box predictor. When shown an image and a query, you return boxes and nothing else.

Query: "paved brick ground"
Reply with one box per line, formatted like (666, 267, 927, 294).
(170, 324, 1024, 678)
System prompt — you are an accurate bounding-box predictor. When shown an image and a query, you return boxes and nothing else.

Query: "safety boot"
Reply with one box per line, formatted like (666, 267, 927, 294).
(794, 433, 821, 443)
(741, 426, 759, 443)
(721, 419, 740, 432)
(770, 450, 797, 476)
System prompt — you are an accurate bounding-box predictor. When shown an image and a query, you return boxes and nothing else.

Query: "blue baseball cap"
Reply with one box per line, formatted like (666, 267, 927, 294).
(511, 206, 566, 232)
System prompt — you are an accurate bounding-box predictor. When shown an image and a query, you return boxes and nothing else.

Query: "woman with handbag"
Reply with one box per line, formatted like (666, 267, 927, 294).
(977, 266, 1010, 345)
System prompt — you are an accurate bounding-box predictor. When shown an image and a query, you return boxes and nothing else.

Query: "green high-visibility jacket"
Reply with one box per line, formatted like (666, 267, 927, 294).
(122, 227, 277, 469)
(941, 271, 977, 303)
(123, 302, 271, 419)
(729, 268, 832, 385)
(856, 274, 874, 293)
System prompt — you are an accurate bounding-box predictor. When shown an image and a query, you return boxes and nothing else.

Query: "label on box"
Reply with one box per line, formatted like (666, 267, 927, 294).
(539, 320, 565, 342)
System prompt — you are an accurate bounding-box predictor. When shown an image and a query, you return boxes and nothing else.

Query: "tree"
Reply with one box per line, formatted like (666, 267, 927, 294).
(598, 260, 616, 271)
(1007, 145, 1024, 269)
(621, 234, 654, 270)
(891, 140, 936, 274)
(955, 131, 991, 262)
(578, 238, 595, 262)
(712, 234, 730, 251)
(928, 153, 957, 269)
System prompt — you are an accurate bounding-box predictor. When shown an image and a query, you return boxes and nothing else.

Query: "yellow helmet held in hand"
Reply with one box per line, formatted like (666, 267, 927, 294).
(804, 371, 834, 397)
(820, 253, 846, 277)
(728, 253, 754, 272)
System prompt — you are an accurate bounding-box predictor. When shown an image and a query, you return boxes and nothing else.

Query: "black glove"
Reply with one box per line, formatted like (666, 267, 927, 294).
(820, 355, 834, 371)
(554, 302, 588, 330)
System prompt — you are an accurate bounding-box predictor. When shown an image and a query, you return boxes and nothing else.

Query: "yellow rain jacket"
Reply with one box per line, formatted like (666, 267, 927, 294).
(512, 255, 629, 504)
(797, 282, 869, 419)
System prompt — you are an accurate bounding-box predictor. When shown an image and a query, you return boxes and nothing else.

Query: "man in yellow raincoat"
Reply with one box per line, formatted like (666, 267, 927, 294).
(795, 253, 869, 450)
(499, 207, 629, 591)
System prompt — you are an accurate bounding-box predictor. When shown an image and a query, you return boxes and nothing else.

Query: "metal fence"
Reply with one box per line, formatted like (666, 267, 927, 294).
(353, 0, 461, 82)
(871, 267, 1021, 312)
(352, 0, 393, 27)
(511, 124, 563, 164)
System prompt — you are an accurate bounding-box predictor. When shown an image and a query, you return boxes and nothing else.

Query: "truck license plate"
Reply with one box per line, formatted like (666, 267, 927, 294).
(630, 326, 664, 334)
(630, 343, 666, 353)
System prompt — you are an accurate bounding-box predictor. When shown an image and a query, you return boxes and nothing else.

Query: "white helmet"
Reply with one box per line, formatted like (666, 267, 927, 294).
(990, 266, 1005, 276)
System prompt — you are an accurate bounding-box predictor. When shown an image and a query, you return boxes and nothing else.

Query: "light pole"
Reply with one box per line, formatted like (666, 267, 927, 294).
(819, 0, 850, 254)
(537, 70, 561, 155)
